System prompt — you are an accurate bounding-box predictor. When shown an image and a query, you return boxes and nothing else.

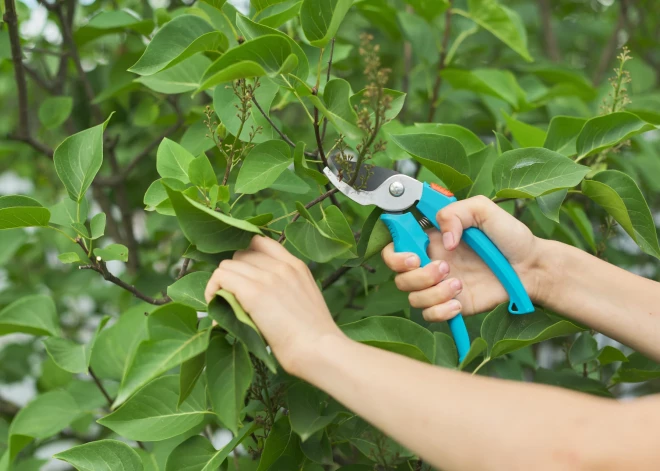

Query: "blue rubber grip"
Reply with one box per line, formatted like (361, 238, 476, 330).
(416, 183, 534, 315)
(380, 212, 471, 363)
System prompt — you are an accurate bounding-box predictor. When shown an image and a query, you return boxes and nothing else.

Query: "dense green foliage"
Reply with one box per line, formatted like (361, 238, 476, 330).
(1, 0, 660, 469)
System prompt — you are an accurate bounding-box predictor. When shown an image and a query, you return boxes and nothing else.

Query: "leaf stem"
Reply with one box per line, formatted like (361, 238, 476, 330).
(471, 357, 490, 376)
(280, 75, 314, 122)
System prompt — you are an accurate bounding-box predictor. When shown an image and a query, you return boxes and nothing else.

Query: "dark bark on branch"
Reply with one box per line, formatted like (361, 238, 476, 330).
(313, 107, 329, 167)
(427, 4, 453, 122)
(321, 266, 351, 290)
(538, 0, 561, 62)
(320, 37, 336, 141)
(79, 262, 171, 305)
(252, 97, 316, 158)
(593, 4, 626, 85)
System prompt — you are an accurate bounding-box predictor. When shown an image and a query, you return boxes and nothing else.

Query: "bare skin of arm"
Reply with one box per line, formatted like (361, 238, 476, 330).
(204, 197, 660, 471)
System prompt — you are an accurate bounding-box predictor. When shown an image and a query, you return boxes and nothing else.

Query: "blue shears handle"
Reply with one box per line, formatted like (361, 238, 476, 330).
(380, 183, 534, 364)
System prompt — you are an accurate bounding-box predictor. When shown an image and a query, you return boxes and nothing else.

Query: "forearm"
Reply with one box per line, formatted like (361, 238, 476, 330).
(296, 334, 659, 471)
(539, 240, 660, 361)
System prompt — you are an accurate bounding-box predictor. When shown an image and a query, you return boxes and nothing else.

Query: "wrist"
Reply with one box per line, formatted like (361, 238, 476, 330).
(285, 331, 352, 382)
(526, 237, 566, 308)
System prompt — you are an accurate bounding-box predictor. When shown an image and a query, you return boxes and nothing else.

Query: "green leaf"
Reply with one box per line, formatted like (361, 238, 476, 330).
(200, 0, 227, 11)
(130, 15, 226, 76)
(71, 222, 90, 239)
(613, 353, 660, 383)
(90, 304, 153, 381)
(341, 316, 435, 363)
(137, 54, 212, 94)
(543, 116, 587, 157)
(433, 332, 458, 368)
(351, 88, 406, 122)
(58, 252, 82, 264)
(0, 196, 50, 230)
(188, 155, 217, 191)
(164, 184, 262, 254)
(167, 271, 212, 311)
(90, 213, 106, 240)
(0, 229, 27, 265)
(390, 133, 471, 192)
(99, 375, 209, 441)
(441, 68, 527, 109)
(464, 0, 532, 62)
(256, 417, 303, 471)
(582, 170, 660, 259)
(157, 138, 196, 184)
(502, 112, 546, 148)
(481, 304, 584, 360)
(55, 440, 143, 471)
(403, 0, 448, 20)
(288, 382, 340, 441)
(598, 346, 628, 366)
(494, 131, 513, 154)
(165, 425, 255, 471)
(293, 141, 328, 185)
(563, 203, 596, 252)
(206, 336, 254, 434)
(536, 189, 567, 223)
(208, 292, 276, 373)
(412, 123, 485, 155)
(535, 369, 611, 397)
(214, 289, 260, 333)
(569, 332, 599, 367)
(576, 112, 656, 158)
(467, 145, 497, 197)
(74, 10, 154, 45)
(235, 15, 309, 84)
(38, 96, 73, 130)
(54, 114, 113, 203)
(94, 244, 129, 262)
(259, 1, 303, 28)
(199, 35, 298, 91)
(235, 140, 292, 194)
(492, 148, 590, 198)
(306, 78, 362, 141)
(179, 353, 206, 407)
(362, 219, 392, 261)
(6, 390, 79, 464)
(0, 294, 59, 337)
(43, 316, 109, 374)
(113, 303, 211, 407)
(252, 0, 288, 11)
(300, 0, 353, 48)
(285, 208, 353, 263)
(49, 197, 88, 225)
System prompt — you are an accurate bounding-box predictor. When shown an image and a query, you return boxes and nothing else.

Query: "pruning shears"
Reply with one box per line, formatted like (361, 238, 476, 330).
(323, 161, 534, 363)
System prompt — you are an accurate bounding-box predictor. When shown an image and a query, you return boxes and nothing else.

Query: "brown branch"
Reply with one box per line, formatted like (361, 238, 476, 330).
(320, 37, 336, 141)
(176, 258, 191, 280)
(538, 0, 561, 62)
(79, 262, 171, 305)
(277, 188, 339, 243)
(427, 4, 453, 122)
(252, 96, 316, 158)
(4, 0, 53, 157)
(593, 4, 625, 85)
(89, 367, 114, 405)
(313, 107, 329, 167)
(321, 266, 351, 290)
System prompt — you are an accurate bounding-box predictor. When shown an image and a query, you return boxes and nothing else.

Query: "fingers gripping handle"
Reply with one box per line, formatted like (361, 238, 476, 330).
(416, 183, 534, 315)
(380, 213, 471, 363)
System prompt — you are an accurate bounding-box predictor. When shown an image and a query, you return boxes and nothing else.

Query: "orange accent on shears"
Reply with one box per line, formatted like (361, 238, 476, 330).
(430, 182, 454, 197)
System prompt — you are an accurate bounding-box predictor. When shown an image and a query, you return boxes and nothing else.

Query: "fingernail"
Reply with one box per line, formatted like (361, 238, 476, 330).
(405, 255, 419, 267)
(450, 279, 462, 291)
(450, 300, 461, 312)
(438, 261, 449, 275)
(442, 232, 455, 249)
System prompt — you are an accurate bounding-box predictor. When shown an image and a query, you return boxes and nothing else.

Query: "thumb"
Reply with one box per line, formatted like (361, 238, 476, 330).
(435, 195, 500, 251)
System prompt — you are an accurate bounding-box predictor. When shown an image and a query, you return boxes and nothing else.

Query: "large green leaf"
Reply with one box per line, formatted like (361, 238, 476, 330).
(6, 390, 79, 464)
(390, 133, 471, 192)
(252, 0, 288, 11)
(256, 417, 303, 471)
(167, 271, 212, 311)
(99, 375, 209, 441)
(613, 353, 660, 383)
(568, 332, 599, 367)
(306, 78, 362, 141)
(492, 148, 590, 198)
(300, 0, 353, 48)
(535, 369, 611, 397)
(0, 294, 58, 337)
(130, 15, 226, 76)
(481, 304, 584, 360)
(137, 54, 212, 94)
(165, 425, 255, 471)
(38, 96, 73, 130)
(293, 141, 328, 185)
(179, 353, 206, 407)
(502, 112, 546, 148)
(403, 0, 449, 20)
(164, 184, 262, 254)
(412, 123, 485, 155)
(441, 68, 527, 109)
(536, 189, 567, 223)
(288, 382, 341, 441)
(235, 140, 292, 194)
(543, 116, 587, 157)
(53, 115, 112, 203)
(433, 332, 459, 368)
(113, 303, 211, 407)
(235, 15, 309, 83)
(340, 316, 435, 363)
(74, 10, 154, 45)
(208, 294, 276, 373)
(188, 155, 217, 191)
(467, 145, 497, 197)
(157, 138, 195, 184)
(581, 170, 660, 259)
(576, 112, 656, 158)
(55, 440, 143, 471)
(43, 316, 109, 374)
(285, 206, 354, 263)
(0, 196, 50, 230)
(258, 2, 303, 28)
(206, 336, 254, 434)
(199, 35, 298, 91)
(93, 243, 129, 262)
(89, 304, 153, 381)
(464, 0, 532, 62)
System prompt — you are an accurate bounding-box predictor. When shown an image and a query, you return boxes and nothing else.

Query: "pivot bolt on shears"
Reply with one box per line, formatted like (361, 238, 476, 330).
(324, 159, 534, 363)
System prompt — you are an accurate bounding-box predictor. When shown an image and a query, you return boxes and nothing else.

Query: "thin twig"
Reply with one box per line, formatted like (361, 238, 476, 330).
(277, 188, 339, 243)
(176, 258, 191, 280)
(89, 367, 114, 406)
(321, 266, 351, 290)
(79, 262, 171, 305)
(320, 37, 336, 141)
(538, 0, 561, 62)
(427, 4, 453, 122)
(23, 63, 58, 93)
(313, 107, 329, 167)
